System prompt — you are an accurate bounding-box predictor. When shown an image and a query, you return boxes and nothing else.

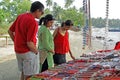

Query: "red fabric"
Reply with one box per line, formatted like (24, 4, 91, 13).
(10, 13, 38, 53)
(97, 50, 112, 53)
(114, 42, 120, 50)
(54, 28, 69, 54)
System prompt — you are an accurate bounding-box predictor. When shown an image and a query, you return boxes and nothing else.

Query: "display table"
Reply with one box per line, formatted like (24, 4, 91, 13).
(28, 50, 120, 80)
(28, 60, 94, 80)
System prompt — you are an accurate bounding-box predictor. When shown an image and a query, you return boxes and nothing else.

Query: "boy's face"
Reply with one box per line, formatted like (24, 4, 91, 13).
(35, 9, 44, 19)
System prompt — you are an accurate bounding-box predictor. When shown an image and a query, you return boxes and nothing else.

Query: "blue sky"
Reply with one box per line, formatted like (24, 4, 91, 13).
(32, 0, 120, 19)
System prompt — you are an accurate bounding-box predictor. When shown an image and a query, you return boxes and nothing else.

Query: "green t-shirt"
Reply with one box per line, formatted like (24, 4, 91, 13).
(38, 25, 54, 51)
(38, 25, 54, 70)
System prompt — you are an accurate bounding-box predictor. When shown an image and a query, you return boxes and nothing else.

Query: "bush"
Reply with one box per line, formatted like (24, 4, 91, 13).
(0, 22, 10, 35)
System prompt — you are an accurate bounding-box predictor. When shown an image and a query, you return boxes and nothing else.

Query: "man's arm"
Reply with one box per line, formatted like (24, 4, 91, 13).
(27, 41, 38, 54)
(8, 29, 14, 42)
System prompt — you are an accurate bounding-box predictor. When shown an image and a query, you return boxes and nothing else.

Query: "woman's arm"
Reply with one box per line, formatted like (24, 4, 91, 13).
(68, 32, 75, 60)
(53, 27, 59, 38)
(69, 49, 75, 60)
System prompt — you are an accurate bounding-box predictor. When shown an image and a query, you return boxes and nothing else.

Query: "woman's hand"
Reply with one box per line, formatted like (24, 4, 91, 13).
(49, 50, 55, 54)
(69, 50, 75, 60)
(70, 55, 75, 60)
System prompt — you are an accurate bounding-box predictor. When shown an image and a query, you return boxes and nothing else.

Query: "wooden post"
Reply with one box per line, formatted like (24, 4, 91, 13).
(6, 36, 8, 47)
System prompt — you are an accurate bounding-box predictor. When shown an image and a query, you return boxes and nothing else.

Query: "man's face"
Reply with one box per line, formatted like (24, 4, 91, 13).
(35, 9, 44, 19)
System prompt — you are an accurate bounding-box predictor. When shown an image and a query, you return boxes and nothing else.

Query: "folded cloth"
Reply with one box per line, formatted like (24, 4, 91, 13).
(39, 50, 47, 64)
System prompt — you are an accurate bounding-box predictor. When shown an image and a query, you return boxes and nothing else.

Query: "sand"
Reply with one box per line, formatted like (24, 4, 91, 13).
(0, 31, 114, 80)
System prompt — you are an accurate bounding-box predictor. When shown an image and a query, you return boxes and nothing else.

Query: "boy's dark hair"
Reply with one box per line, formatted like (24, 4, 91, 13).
(61, 20, 73, 27)
(39, 14, 55, 25)
(30, 1, 44, 12)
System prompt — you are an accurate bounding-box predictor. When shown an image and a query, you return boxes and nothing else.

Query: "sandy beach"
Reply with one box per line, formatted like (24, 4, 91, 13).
(0, 31, 115, 80)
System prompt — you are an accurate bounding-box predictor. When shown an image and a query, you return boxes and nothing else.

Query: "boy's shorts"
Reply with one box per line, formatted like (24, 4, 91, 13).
(16, 51, 39, 75)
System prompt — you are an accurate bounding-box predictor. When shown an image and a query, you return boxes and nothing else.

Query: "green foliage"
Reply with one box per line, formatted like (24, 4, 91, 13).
(1, 0, 120, 35)
(0, 0, 31, 23)
(109, 19, 120, 28)
(52, 2, 63, 23)
(0, 9, 6, 23)
(44, 8, 51, 15)
(0, 0, 31, 34)
(64, 0, 75, 8)
(46, 0, 52, 9)
(92, 18, 120, 28)
(0, 22, 10, 35)
(17, 0, 31, 15)
(92, 17, 105, 28)
(61, 7, 84, 26)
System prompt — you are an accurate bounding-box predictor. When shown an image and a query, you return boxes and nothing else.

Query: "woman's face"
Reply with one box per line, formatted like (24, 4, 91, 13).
(46, 20, 54, 27)
(63, 26, 72, 30)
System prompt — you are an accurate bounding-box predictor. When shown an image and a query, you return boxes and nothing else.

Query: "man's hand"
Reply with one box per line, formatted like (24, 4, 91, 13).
(27, 41, 38, 54)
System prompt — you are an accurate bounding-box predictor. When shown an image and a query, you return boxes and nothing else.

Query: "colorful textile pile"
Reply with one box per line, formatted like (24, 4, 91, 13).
(28, 50, 120, 80)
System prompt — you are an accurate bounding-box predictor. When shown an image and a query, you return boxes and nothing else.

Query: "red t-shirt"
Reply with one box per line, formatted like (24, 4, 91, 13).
(54, 28, 70, 54)
(9, 13, 38, 53)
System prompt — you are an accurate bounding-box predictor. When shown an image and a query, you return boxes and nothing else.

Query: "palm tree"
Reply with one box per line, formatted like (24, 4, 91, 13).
(52, 2, 63, 22)
(64, 0, 75, 8)
(46, 0, 53, 10)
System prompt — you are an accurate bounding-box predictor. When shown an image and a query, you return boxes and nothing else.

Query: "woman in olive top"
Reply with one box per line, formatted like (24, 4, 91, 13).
(38, 14, 55, 72)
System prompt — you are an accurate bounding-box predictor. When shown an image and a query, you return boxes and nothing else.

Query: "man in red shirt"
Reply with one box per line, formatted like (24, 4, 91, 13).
(8, 1, 44, 80)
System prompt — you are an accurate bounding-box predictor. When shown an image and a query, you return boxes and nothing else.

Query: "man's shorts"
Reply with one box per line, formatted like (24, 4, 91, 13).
(16, 51, 39, 76)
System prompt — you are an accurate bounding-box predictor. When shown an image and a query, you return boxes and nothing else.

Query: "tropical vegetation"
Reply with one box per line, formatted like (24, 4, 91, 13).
(0, 0, 120, 34)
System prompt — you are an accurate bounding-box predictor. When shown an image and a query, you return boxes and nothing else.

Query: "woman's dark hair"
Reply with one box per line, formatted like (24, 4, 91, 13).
(61, 22, 65, 27)
(61, 20, 73, 27)
(30, 1, 44, 13)
(39, 14, 55, 25)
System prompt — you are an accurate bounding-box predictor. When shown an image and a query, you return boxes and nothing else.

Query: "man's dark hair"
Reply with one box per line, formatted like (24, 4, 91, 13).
(30, 1, 44, 12)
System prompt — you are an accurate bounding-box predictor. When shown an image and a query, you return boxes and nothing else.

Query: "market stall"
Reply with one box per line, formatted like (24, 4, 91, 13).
(28, 50, 120, 80)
